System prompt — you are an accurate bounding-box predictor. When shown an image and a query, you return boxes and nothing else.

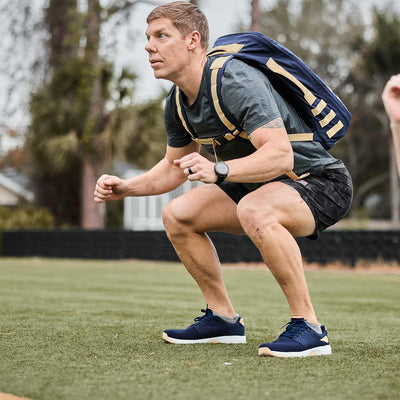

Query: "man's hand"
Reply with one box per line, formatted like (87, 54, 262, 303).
(382, 74, 400, 123)
(94, 174, 128, 203)
(174, 152, 218, 184)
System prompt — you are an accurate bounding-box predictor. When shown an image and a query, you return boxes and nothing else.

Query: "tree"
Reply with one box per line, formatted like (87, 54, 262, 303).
(27, 0, 165, 228)
(0, 0, 47, 146)
(345, 8, 400, 219)
(249, 0, 261, 32)
(27, 0, 83, 226)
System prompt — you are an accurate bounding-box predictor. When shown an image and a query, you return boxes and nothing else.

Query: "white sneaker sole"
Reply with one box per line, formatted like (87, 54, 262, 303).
(163, 332, 246, 344)
(258, 344, 332, 357)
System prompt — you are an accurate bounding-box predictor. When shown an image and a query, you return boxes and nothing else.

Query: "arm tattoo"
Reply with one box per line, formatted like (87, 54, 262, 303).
(260, 117, 284, 130)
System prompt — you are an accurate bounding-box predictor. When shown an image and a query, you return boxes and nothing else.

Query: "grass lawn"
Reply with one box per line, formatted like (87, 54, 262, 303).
(0, 258, 399, 400)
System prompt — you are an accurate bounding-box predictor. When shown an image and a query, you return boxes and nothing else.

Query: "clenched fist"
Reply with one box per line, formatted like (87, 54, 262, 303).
(94, 174, 128, 203)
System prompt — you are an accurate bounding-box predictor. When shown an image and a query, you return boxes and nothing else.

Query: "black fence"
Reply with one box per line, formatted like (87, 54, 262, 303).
(2, 229, 400, 265)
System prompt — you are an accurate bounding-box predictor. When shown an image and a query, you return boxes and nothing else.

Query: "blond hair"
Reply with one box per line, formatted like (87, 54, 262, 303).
(147, 1, 209, 50)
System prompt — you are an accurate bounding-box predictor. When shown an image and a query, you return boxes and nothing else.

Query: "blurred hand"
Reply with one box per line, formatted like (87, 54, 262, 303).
(94, 174, 128, 203)
(382, 74, 400, 123)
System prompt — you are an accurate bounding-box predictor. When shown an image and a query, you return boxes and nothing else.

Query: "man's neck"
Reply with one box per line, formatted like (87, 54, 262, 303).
(174, 53, 207, 106)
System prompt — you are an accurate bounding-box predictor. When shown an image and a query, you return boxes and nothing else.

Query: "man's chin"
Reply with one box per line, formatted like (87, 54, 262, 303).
(153, 71, 169, 81)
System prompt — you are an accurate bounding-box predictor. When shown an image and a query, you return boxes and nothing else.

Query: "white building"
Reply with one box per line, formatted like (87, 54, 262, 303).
(0, 172, 34, 206)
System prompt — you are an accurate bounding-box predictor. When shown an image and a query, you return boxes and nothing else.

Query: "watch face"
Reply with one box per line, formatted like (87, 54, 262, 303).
(215, 162, 229, 176)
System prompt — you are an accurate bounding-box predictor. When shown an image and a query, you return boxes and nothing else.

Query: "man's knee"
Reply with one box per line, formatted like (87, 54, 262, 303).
(162, 199, 181, 233)
(237, 197, 279, 240)
(162, 197, 193, 236)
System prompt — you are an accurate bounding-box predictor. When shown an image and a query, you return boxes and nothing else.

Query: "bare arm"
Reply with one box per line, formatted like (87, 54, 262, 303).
(382, 74, 400, 177)
(226, 117, 293, 182)
(94, 142, 199, 203)
(175, 117, 293, 184)
(382, 74, 400, 124)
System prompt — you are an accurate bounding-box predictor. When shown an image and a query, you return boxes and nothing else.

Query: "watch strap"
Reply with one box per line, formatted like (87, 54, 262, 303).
(215, 175, 226, 185)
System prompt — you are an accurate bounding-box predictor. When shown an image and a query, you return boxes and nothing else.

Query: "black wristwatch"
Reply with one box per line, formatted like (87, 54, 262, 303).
(214, 162, 229, 184)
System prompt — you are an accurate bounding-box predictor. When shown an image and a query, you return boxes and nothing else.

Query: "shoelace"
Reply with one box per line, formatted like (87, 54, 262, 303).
(192, 309, 214, 325)
(280, 320, 308, 339)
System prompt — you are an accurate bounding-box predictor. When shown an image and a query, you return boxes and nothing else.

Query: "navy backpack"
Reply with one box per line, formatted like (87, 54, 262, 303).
(175, 31, 351, 152)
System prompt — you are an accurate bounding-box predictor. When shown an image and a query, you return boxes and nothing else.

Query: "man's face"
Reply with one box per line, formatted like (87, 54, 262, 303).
(145, 17, 191, 81)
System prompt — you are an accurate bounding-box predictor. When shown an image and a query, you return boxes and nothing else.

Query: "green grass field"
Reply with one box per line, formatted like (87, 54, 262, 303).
(0, 258, 399, 400)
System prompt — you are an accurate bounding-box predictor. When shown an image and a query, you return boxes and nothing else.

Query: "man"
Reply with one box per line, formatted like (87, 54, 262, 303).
(382, 74, 400, 178)
(94, 1, 353, 357)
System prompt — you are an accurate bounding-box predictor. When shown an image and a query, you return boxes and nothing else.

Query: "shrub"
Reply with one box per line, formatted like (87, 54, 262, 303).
(0, 206, 55, 230)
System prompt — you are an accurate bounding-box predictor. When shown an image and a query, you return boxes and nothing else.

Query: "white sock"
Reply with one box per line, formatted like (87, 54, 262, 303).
(211, 310, 239, 324)
(305, 320, 322, 334)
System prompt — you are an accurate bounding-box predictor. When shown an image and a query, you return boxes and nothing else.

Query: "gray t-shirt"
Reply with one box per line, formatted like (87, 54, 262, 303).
(164, 57, 340, 176)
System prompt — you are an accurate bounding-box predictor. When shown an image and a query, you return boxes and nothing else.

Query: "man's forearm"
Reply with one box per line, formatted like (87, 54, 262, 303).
(391, 121, 400, 178)
(125, 157, 186, 197)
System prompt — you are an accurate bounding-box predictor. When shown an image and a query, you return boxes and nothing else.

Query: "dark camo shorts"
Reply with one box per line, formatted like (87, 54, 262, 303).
(218, 161, 353, 240)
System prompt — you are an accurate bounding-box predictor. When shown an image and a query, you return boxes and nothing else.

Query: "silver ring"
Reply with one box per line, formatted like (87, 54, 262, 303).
(188, 167, 194, 174)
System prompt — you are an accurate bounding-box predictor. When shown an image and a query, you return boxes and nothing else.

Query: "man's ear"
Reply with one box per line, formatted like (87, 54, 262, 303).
(187, 31, 201, 50)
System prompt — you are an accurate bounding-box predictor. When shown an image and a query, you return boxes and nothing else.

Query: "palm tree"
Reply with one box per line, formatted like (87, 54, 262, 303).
(27, 0, 165, 228)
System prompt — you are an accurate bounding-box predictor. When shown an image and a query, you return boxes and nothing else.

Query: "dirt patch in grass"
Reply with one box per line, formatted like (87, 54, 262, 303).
(0, 394, 32, 400)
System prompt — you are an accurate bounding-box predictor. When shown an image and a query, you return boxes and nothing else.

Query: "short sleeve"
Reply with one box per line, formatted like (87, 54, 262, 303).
(220, 59, 281, 135)
(164, 88, 193, 148)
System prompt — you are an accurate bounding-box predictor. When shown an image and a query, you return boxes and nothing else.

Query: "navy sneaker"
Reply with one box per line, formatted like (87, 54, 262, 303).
(258, 318, 332, 357)
(162, 308, 246, 344)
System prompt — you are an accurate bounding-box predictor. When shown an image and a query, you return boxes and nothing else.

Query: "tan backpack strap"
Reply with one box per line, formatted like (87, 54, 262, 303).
(266, 57, 346, 141)
(175, 87, 195, 139)
(285, 171, 310, 180)
(206, 43, 244, 57)
(209, 56, 250, 142)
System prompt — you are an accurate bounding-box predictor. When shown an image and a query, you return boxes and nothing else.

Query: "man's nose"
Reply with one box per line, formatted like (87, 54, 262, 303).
(145, 39, 157, 54)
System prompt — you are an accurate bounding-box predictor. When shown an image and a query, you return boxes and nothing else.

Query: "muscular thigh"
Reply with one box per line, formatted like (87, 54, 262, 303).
(238, 182, 316, 237)
(164, 184, 245, 234)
